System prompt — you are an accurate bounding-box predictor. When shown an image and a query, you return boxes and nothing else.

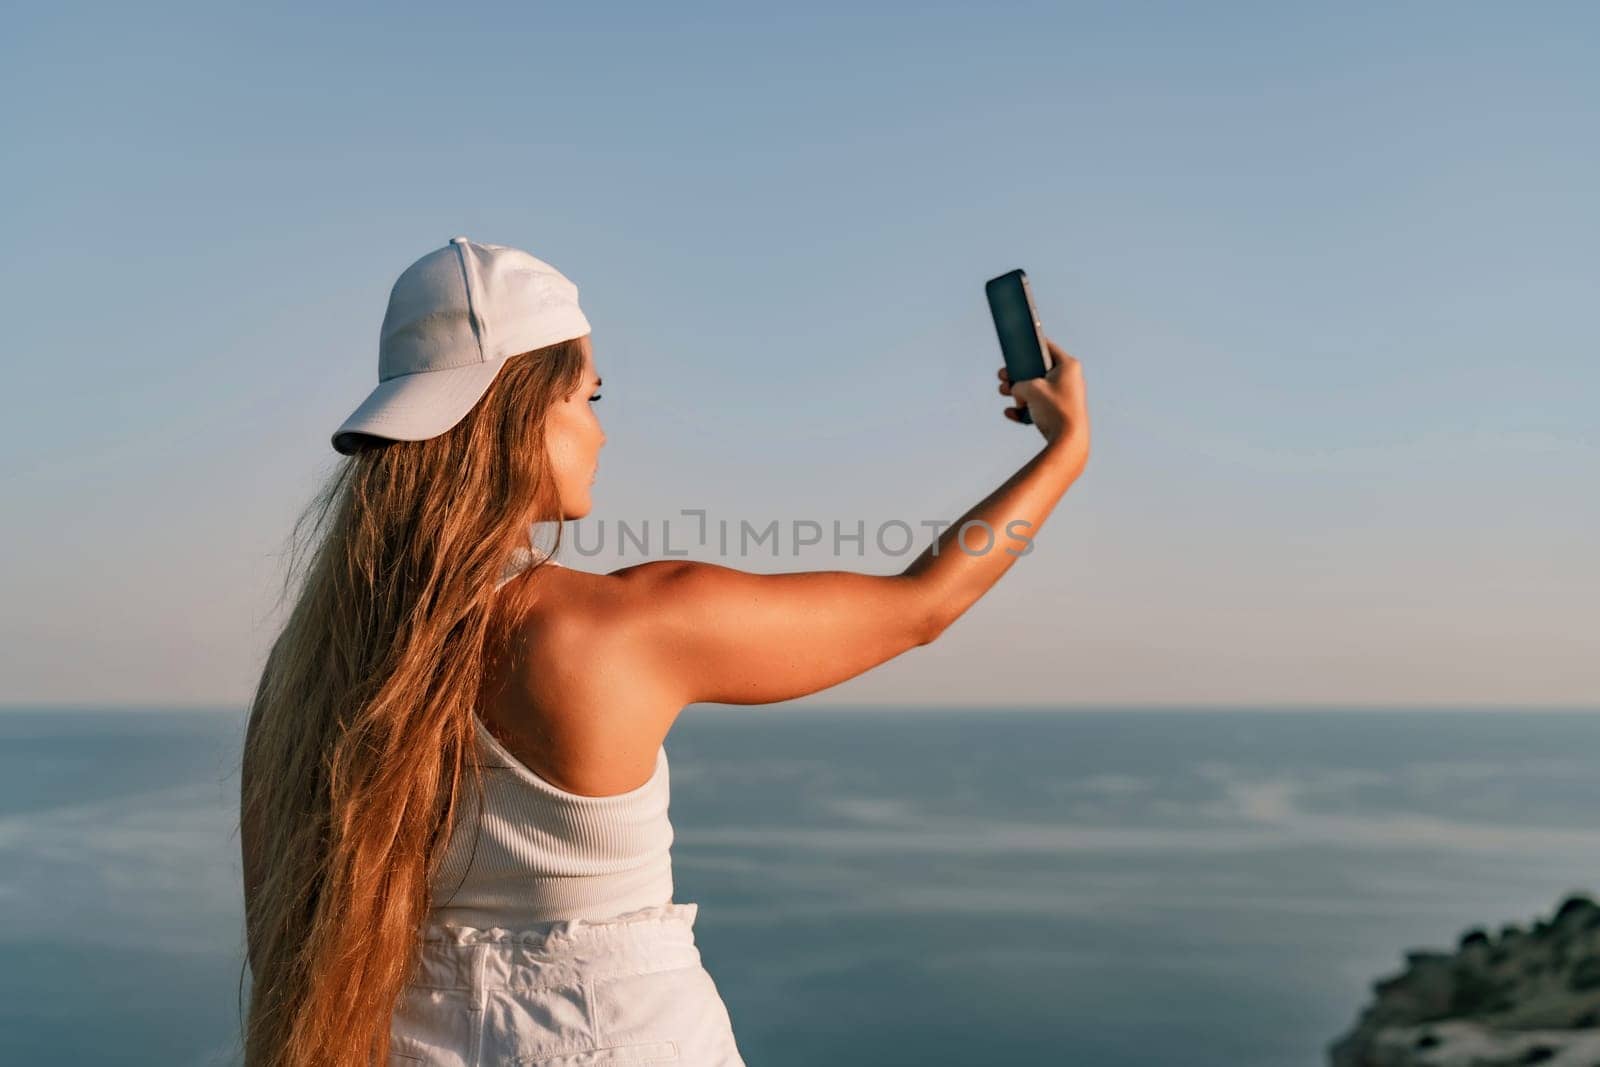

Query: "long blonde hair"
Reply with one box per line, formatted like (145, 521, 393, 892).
(240, 336, 587, 1066)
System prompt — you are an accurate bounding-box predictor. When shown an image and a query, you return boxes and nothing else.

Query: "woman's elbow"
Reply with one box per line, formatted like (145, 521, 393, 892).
(914, 603, 953, 646)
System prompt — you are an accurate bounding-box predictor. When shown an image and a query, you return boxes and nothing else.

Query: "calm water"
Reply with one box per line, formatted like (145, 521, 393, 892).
(1, 707, 1595, 1066)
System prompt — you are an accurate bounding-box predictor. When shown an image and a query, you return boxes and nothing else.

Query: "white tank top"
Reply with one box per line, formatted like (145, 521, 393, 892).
(427, 542, 676, 925)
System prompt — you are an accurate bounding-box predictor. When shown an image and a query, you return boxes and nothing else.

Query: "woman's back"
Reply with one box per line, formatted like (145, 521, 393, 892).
(391, 544, 745, 1065)
(477, 545, 689, 800)
(448, 542, 676, 928)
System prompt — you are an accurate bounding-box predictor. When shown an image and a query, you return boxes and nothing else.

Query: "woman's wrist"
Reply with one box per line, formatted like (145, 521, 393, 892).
(1041, 434, 1089, 480)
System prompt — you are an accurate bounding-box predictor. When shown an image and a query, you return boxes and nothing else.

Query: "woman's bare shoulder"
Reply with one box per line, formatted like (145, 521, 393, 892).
(486, 563, 685, 795)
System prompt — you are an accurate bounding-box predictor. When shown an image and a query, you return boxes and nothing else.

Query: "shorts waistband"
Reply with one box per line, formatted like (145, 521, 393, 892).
(409, 902, 703, 991)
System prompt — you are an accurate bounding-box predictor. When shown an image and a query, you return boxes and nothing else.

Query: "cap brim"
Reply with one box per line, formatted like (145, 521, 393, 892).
(331, 358, 507, 455)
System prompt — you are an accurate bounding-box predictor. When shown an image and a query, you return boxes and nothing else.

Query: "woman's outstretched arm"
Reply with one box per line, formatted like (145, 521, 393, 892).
(904, 428, 1087, 643)
(609, 340, 1090, 708)
(904, 338, 1091, 637)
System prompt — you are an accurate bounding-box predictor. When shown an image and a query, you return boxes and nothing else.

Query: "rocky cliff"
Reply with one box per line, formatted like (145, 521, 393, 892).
(1329, 892, 1600, 1066)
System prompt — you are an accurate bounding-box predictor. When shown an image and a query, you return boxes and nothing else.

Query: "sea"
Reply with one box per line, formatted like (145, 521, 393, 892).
(1, 706, 1595, 1066)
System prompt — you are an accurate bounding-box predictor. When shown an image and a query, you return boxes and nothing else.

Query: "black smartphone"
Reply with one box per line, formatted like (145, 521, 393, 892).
(985, 268, 1053, 424)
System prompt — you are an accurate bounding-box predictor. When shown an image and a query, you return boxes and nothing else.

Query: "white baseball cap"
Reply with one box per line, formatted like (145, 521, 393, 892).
(331, 236, 592, 455)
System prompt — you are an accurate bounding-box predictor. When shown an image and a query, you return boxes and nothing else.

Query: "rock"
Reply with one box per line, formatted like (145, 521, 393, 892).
(1359, 1021, 1600, 1066)
(1329, 891, 1600, 1066)
(1555, 895, 1597, 920)
(1571, 958, 1600, 994)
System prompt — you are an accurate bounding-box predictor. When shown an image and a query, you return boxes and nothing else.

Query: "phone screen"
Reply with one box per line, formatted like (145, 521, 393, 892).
(985, 269, 1050, 423)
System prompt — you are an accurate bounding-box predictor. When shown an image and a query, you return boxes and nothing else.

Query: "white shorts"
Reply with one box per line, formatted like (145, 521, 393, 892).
(390, 901, 747, 1066)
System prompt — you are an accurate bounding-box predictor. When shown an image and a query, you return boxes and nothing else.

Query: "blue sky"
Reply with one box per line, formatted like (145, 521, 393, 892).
(3, 2, 1596, 708)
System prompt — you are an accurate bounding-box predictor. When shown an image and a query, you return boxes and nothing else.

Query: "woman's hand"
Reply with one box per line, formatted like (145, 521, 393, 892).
(999, 338, 1089, 463)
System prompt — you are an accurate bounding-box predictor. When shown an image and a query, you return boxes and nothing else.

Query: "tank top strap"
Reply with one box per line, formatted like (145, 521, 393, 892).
(494, 539, 564, 591)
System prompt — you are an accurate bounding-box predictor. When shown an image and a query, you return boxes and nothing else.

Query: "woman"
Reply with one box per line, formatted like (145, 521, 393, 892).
(240, 236, 1090, 1067)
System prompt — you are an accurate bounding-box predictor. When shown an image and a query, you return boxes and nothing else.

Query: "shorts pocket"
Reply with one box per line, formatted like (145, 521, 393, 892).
(387, 1045, 425, 1066)
(590, 964, 734, 1051)
(514, 1039, 680, 1065)
(482, 982, 599, 1063)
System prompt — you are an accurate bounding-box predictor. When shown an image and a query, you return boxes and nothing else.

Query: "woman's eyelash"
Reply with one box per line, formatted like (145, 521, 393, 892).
(589, 393, 603, 402)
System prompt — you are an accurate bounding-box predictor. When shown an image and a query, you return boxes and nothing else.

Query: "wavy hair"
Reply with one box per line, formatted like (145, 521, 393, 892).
(239, 336, 587, 1066)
